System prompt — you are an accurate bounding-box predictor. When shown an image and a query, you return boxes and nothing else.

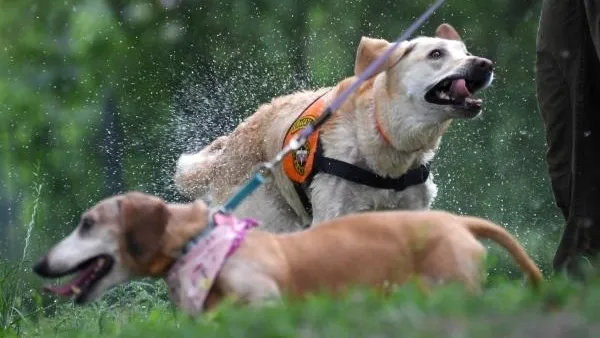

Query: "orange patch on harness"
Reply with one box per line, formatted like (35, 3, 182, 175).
(282, 98, 326, 184)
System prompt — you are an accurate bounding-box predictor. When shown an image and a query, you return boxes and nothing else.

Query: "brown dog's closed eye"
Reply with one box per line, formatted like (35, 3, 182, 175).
(120, 192, 169, 265)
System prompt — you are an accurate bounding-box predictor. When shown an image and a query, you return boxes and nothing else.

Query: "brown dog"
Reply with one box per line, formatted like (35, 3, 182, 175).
(33, 192, 542, 315)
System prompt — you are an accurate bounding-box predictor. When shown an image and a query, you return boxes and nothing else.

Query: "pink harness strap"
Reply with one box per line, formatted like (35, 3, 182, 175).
(165, 213, 258, 316)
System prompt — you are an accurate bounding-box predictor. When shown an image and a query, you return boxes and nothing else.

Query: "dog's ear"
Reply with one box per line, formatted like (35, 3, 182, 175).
(119, 192, 169, 265)
(435, 23, 462, 41)
(354, 37, 413, 76)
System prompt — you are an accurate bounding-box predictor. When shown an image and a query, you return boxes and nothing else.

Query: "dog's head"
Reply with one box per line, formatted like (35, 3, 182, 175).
(32, 191, 209, 304)
(355, 23, 494, 120)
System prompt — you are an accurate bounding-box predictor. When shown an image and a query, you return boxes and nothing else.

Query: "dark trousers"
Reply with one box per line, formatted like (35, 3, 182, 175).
(536, 0, 600, 274)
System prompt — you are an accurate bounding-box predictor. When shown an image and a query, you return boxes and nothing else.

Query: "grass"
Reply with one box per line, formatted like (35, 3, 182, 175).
(3, 263, 600, 338)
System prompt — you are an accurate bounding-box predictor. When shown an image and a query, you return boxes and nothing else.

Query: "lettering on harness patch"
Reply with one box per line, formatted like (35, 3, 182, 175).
(290, 116, 314, 133)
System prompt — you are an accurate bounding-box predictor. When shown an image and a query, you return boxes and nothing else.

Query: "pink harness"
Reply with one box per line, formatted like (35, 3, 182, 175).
(165, 213, 259, 316)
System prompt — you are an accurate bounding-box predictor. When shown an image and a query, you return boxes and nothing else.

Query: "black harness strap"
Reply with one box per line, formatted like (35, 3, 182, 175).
(314, 140, 430, 190)
(295, 138, 431, 220)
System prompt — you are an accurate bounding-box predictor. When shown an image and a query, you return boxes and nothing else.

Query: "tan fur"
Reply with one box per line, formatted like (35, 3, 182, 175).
(174, 23, 494, 230)
(35, 192, 542, 313)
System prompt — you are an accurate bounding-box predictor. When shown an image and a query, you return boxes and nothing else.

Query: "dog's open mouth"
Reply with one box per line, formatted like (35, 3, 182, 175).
(425, 76, 485, 113)
(42, 254, 113, 303)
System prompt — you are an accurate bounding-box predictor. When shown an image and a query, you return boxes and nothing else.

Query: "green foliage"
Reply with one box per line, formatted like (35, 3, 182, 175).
(3, 277, 600, 337)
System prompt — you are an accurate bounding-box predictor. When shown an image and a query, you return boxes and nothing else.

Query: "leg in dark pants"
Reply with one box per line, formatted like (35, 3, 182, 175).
(536, 0, 600, 276)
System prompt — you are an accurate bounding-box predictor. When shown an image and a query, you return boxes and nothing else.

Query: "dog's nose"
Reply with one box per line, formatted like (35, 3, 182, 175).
(33, 256, 52, 277)
(473, 57, 494, 72)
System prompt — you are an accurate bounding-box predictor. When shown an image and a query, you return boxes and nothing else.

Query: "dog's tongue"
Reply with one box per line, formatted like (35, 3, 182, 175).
(450, 79, 471, 99)
(44, 283, 75, 297)
(42, 263, 96, 297)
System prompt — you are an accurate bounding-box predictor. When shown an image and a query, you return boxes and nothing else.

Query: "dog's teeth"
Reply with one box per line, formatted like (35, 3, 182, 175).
(465, 97, 483, 105)
(71, 286, 81, 295)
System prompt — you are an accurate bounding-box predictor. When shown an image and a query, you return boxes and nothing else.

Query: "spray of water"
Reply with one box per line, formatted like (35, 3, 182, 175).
(156, 50, 333, 202)
(168, 59, 312, 152)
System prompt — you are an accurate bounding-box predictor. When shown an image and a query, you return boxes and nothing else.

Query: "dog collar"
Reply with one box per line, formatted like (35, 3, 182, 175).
(181, 211, 258, 255)
(180, 211, 219, 255)
(370, 100, 428, 154)
(371, 101, 394, 147)
(166, 212, 258, 316)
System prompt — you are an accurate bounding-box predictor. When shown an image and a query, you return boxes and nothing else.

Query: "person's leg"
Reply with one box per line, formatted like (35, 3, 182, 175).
(583, 1, 600, 58)
(536, 0, 576, 231)
(569, 1, 600, 267)
(535, 0, 586, 274)
(535, 16, 572, 223)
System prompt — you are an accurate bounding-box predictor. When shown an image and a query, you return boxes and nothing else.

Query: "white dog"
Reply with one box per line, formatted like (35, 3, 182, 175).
(174, 24, 494, 232)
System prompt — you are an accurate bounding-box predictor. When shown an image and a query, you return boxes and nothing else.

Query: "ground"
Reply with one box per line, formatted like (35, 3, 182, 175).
(3, 273, 600, 338)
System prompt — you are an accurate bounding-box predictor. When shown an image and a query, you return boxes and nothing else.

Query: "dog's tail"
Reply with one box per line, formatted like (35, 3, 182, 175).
(461, 216, 543, 289)
(174, 136, 229, 199)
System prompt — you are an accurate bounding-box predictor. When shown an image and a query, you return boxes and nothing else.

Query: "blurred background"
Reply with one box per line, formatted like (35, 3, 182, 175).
(1, 0, 554, 308)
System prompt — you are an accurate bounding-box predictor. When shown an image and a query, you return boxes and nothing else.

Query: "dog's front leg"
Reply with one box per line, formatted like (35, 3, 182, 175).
(243, 276, 283, 307)
(219, 260, 283, 307)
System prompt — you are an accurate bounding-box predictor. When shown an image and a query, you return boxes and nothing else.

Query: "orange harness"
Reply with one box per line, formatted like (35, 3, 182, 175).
(282, 97, 326, 184)
(281, 94, 431, 218)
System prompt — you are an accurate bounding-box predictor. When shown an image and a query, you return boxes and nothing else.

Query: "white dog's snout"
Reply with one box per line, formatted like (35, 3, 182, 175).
(44, 231, 109, 273)
(44, 232, 84, 273)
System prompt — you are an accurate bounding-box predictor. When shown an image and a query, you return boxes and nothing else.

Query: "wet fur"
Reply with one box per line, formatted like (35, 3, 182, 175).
(174, 24, 493, 231)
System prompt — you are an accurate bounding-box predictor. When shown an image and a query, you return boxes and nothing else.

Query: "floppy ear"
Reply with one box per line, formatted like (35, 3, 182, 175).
(119, 192, 169, 265)
(435, 23, 462, 41)
(354, 37, 413, 76)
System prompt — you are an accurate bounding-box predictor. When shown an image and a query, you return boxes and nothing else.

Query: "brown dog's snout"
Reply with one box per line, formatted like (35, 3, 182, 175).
(33, 256, 66, 278)
(33, 256, 53, 277)
(472, 57, 493, 72)
(33, 256, 68, 278)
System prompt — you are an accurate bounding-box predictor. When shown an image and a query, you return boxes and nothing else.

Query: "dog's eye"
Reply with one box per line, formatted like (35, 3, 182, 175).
(428, 49, 444, 59)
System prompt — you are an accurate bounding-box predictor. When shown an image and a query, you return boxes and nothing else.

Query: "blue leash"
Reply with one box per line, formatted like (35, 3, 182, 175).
(222, 172, 266, 212)
(221, 0, 448, 213)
